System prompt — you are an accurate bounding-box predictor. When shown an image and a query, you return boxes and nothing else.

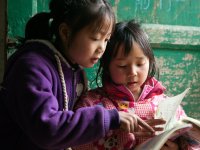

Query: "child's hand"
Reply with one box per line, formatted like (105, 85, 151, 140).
(160, 140, 179, 150)
(134, 118, 166, 137)
(145, 118, 166, 133)
(118, 111, 155, 135)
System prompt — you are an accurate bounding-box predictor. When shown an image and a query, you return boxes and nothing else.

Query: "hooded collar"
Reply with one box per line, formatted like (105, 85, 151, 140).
(104, 77, 166, 102)
(26, 39, 84, 71)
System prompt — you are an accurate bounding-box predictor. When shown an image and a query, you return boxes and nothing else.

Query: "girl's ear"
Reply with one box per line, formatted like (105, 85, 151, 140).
(59, 23, 70, 42)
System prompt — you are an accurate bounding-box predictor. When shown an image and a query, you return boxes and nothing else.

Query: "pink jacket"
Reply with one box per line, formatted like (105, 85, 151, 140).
(73, 77, 196, 150)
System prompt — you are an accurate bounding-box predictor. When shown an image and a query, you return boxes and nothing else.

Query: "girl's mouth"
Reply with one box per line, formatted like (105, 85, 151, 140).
(128, 82, 137, 86)
(91, 58, 99, 64)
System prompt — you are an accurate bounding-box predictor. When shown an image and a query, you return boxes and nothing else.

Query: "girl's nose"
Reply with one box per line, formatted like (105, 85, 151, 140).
(96, 42, 106, 54)
(95, 48, 104, 54)
(129, 66, 137, 76)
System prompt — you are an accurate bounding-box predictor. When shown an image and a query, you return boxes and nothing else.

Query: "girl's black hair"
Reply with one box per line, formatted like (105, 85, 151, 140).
(95, 20, 158, 87)
(23, 0, 115, 48)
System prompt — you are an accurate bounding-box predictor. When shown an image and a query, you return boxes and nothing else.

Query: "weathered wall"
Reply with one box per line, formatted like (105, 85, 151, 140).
(8, 0, 49, 38)
(111, 0, 200, 26)
(7, 0, 200, 119)
(155, 48, 200, 118)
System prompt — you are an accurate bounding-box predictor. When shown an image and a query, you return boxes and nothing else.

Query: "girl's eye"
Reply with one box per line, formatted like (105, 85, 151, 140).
(105, 38, 110, 42)
(136, 60, 146, 66)
(91, 35, 100, 41)
(105, 36, 111, 42)
(137, 63, 145, 67)
(91, 37, 99, 41)
(137, 64, 143, 66)
(118, 65, 127, 68)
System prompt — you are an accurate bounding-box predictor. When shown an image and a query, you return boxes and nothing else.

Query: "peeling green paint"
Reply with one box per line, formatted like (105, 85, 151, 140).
(8, 0, 49, 37)
(155, 49, 200, 119)
(142, 24, 200, 50)
(110, 0, 200, 26)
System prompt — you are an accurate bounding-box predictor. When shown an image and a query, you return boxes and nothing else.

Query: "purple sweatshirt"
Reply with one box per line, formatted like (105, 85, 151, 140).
(0, 40, 119, 150)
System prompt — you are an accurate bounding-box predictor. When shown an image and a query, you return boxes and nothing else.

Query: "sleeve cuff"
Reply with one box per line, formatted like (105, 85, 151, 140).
(106, 109, 120, 130)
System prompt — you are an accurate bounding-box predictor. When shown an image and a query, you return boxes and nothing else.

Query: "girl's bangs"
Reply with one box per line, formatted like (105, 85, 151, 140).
(90, 7, 114, 35)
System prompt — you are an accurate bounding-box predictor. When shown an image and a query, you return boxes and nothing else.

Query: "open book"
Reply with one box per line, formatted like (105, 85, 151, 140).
(135, 88, 200, 150)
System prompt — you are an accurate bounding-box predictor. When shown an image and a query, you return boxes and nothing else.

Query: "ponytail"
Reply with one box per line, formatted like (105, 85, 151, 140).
(25, 12, 52, 41)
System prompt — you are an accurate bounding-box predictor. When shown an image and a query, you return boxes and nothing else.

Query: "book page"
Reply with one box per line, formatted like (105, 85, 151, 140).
(182, 117, 200, 127)
(134, 123, 192, 150)
(155, 88, 190, 130)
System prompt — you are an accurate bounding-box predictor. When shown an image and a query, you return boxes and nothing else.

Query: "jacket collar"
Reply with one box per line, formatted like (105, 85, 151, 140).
(26, 39, 84, 71)
(104, 77, 166, 102)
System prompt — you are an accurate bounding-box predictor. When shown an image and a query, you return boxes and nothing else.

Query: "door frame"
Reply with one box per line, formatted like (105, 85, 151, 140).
(0, 0, 7, 82)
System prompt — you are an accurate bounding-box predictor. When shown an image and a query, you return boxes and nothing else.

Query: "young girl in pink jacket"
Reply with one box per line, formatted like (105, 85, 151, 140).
(73, 20, 197, 150)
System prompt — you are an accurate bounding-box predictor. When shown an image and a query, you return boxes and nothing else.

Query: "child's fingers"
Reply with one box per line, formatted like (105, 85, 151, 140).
(118, 111, 156, 134)
(145, 118, 166, 126)
(153, 126, 165, 131)
(134, 131, 154, 137)
(136, 116, 155, 133)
